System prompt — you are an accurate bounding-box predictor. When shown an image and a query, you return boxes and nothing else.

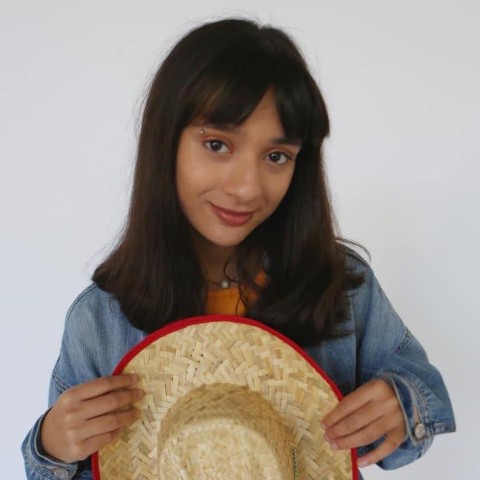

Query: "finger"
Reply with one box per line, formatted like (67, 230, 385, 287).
(77, 408, 141, 441)
(327, 414, 400, 450)
(69, 427, 124, 461)
(323, 380, 395, 429)
(323, 382, 376, 428)
(325, 401, 384, 441)
(81, 388, 144, 419)
(69, 374, 139, 401)
(357, 429, 406, 468)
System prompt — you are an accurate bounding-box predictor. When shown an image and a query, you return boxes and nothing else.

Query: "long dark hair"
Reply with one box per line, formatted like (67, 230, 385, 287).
(93, 18, 364, 346)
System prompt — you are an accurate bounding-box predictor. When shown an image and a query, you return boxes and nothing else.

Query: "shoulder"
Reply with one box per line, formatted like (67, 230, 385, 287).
(65, 283, 123, 323)
(339, 244, 383, 324)
(340, 246, 408, 341)
(57, 283, 145, 381)
(340, 243, 373, 280)
(62, 283, 133, 347)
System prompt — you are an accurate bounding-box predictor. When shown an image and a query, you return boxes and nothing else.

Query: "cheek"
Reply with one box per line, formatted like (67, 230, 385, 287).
(175, 163, 189, 207)
(177, 166, 216, 200)
(176, 146, 208, 200)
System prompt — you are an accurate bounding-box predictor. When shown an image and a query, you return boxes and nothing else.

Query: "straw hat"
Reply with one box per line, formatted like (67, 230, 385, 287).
(92, 315, 358, 479)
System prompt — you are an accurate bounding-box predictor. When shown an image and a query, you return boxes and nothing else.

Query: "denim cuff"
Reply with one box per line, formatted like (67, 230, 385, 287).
(377, 372, 435, 448)
(22, 411, 78, 480)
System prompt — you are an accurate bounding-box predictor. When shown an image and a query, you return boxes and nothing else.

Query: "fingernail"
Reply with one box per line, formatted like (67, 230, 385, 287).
(136, 389, 145, 399)
(358, 459, 369, 468)
(130, 374, 139, 383)
(324, 434, 337, 450)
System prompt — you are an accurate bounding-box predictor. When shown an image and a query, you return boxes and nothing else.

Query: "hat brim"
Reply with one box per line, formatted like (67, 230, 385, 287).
(92, 314, 358, 479)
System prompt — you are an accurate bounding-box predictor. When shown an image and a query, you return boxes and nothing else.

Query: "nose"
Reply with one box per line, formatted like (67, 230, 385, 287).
(223, 155, 262, 203)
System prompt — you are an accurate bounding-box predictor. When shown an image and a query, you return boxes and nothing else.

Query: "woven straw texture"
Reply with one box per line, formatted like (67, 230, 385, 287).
(97, 321, 353, 479)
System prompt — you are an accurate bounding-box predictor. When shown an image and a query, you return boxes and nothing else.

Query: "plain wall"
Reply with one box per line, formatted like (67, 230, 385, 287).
(1, 1, 478, 478)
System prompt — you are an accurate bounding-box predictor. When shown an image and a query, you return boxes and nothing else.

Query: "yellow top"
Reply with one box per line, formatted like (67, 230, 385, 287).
(206, 272, 266, 316)
(206, 287, 246, 315)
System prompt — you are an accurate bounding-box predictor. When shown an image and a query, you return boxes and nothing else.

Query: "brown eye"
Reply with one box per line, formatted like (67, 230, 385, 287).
(268, 151, 290, 165)
(204, 140, 229, 153)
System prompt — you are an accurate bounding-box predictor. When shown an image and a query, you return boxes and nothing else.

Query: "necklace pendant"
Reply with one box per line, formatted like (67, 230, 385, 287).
(220, 279, 231, 289)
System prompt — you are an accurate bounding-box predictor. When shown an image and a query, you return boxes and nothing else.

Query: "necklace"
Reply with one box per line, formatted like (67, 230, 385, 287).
(208, 278, 235, 289)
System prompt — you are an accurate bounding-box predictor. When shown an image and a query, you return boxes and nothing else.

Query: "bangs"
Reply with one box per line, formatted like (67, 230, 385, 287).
(181, 35, 323, 147)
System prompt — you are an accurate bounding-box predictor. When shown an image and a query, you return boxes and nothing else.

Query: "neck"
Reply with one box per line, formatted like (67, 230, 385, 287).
(193, 237, 238, 287)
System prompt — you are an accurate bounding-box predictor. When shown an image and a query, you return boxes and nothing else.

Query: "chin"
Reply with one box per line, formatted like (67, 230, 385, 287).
(207, 232, 252, 249)
(210, 238, 247, 249)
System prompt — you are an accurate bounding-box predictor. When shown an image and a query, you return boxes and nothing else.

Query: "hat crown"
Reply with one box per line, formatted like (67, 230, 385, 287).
(158, 382, 295, 479)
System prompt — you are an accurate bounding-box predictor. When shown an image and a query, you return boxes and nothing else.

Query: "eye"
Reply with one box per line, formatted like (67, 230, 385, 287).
(204, 139, 230, 153)
(267, 151, 291, 165)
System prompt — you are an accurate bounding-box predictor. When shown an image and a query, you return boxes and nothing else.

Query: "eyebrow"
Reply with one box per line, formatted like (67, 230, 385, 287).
(200, 123, 302, 148)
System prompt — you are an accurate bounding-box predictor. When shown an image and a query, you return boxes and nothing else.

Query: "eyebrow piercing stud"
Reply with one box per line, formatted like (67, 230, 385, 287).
(200, 128, 205, 135)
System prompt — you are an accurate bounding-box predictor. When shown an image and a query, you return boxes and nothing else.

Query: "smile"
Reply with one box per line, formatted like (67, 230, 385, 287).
(209, 203, 254, 226)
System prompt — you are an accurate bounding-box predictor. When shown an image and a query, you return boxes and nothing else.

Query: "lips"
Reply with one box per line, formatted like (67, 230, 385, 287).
(210, 203, 254, 226)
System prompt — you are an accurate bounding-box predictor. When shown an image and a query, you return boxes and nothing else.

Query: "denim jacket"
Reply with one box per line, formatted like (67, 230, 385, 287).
(22, 253, 455, 479)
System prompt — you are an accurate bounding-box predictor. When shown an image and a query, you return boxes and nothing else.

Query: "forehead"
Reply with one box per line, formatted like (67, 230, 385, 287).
(192, 90, 302, 147)
(197, 122, 302, 149)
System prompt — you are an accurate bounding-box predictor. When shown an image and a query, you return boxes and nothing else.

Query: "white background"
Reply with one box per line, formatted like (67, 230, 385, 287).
(1, 1, 478, 478)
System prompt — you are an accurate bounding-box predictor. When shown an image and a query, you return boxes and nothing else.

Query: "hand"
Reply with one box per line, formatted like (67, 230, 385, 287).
(41, 374, 144, 463)
(322, 379, 406, 468)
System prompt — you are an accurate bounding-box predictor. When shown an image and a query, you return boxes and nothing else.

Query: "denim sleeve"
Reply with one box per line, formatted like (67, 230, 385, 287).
(21, 286, 101, 480)
(353, 266, 456, 469)
(21, 370, 92, 480)
(21, 410, 79, 480)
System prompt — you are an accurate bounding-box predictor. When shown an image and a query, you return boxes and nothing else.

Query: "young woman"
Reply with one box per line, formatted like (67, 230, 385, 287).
(22, 18, 455, 479)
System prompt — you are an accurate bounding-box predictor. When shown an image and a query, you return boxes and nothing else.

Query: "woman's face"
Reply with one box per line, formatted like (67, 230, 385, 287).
(176, 89, 301, 258)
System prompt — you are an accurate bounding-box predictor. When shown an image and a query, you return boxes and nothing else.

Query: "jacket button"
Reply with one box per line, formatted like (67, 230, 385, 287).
(414, 423, 426, 440)
(52, 467, 70, 479)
